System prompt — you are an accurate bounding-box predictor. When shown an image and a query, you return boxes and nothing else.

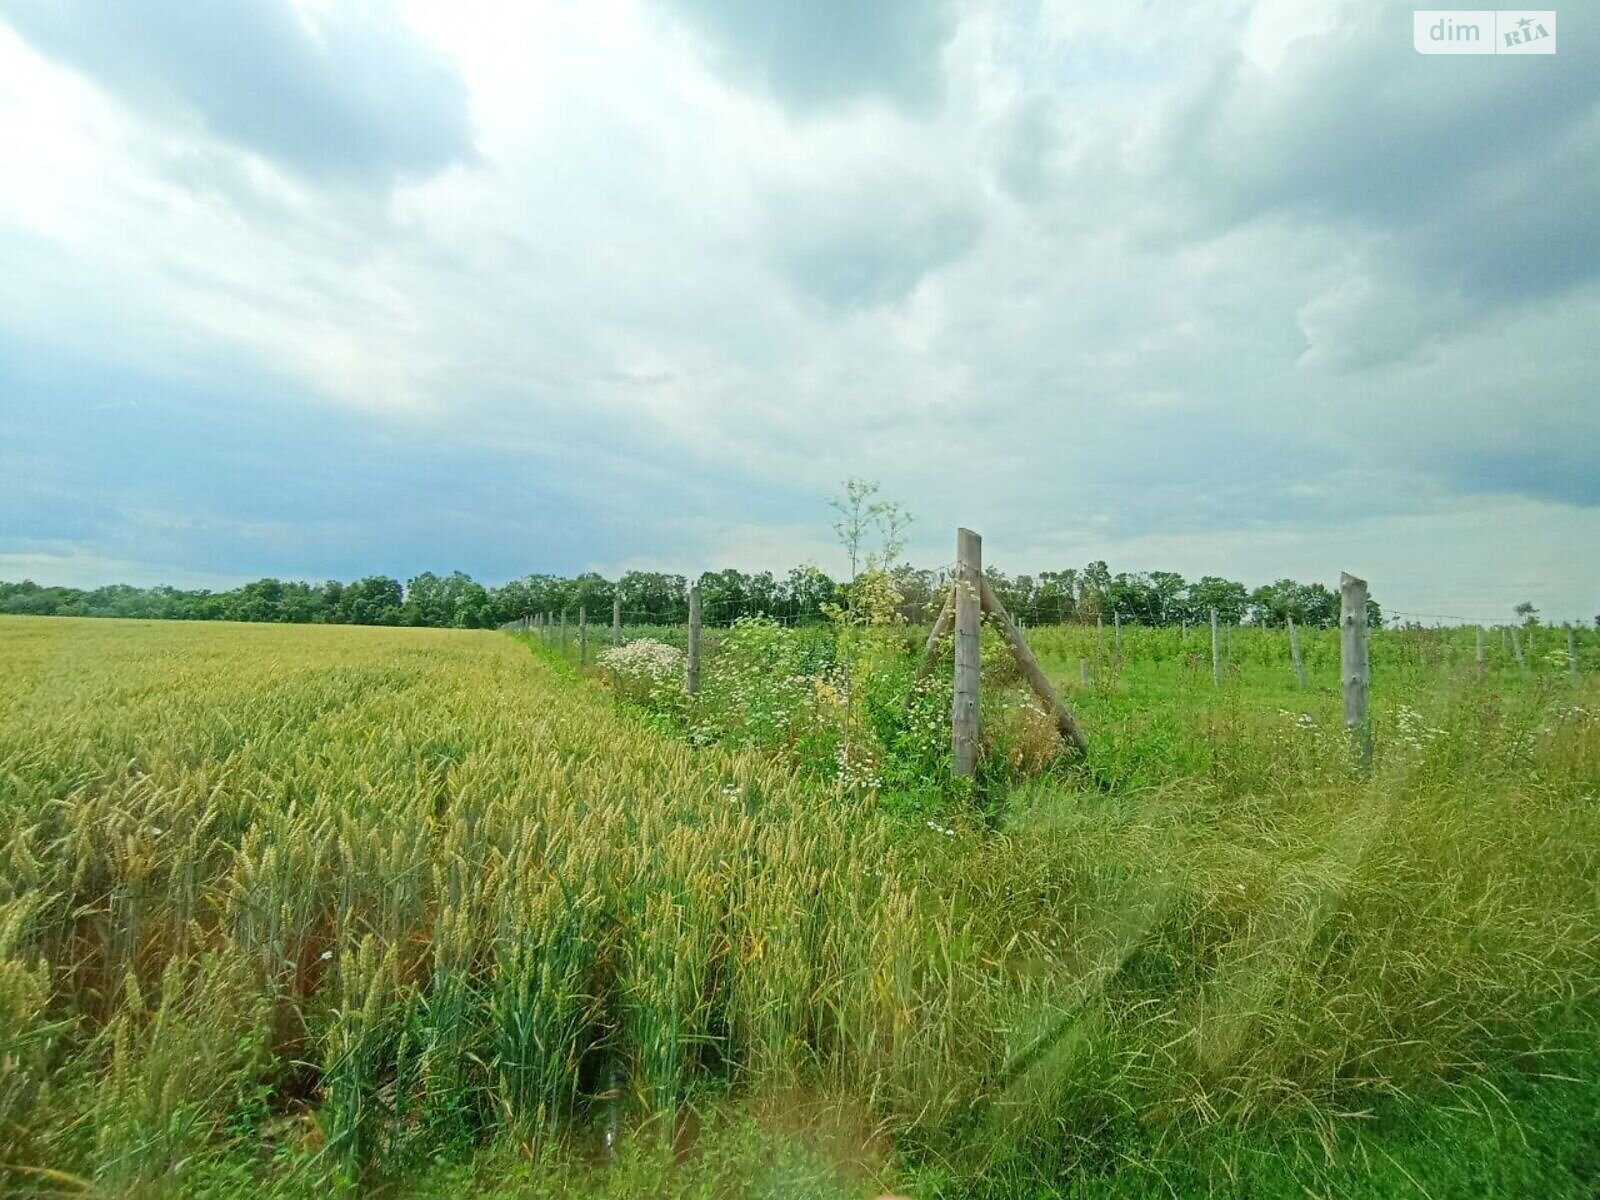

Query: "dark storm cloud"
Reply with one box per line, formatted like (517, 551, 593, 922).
(656, 0, 958, 113)
(0, 0, 473, 186)
(1158, 8, 1600, 310)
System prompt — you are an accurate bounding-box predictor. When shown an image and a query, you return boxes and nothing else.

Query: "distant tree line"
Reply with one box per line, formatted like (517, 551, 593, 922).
(965, 563, 1381, 628)
(0, 561, 1379, 629)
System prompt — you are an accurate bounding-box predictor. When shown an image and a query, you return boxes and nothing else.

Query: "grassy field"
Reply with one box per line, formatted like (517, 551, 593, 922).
(1, 614, 1597, 1197)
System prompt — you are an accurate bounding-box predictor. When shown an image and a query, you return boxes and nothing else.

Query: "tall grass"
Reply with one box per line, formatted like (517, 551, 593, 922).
(0, 615, 1596, 1196)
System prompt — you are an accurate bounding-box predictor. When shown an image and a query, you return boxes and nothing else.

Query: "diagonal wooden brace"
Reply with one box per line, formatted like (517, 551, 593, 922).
(979, 576, 1088, 754)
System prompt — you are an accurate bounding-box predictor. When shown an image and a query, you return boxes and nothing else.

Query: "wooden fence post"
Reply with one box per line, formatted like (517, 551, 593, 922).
(1569, 627, 1580, 682)
(1080, 658, 1089, 687)
(1113, 611, 1123, 672)
(686, 585, 702, 695)
(1511, 626, 1527, 678)
(1476, 626, 1486, 681)
(579, 605, 587, 665)
(1287, 615, 1306, 689)
(952, 528, 982, 778)
(1340, 572, 1372, 763)
(1210, 608, 1220, 686)
(612, 593, 622, 648)
(560, 611, 568, 655)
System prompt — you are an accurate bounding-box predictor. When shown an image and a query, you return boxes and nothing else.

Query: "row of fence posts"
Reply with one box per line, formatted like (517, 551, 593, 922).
(504, 542, 1581, 775)
(513, 588, 706, 695)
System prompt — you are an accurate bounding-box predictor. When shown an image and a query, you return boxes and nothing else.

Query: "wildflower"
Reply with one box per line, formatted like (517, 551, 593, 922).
(597, 638, 684, 684)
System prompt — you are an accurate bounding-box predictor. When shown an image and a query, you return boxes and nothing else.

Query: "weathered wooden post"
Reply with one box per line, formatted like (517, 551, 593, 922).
(1079, 657, 1089, 687)
(1340, 572, 1372, 763)
(952, 528, 982, 778)
(579, 605, 588, 665)
(1287, 615, 1307, 689)
(1476, 626, 1486, 681)
(686, 585, 702, 695)
(560, 611, 568, 655)
(1113, 611, 1123, 672)
(1511, 626, 1528, 678)
(612, 593, 622, 648)
(1210, 608, 1220, 686)
(1569, 627, 1580, 682)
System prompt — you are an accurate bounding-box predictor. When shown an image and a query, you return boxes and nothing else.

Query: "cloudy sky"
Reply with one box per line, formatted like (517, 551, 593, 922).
(0, 0, 1595, 620)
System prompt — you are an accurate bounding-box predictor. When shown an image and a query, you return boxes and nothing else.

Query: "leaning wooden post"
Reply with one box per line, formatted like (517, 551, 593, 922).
(1476, 626, 1486, 681)
(1287, 614, 1307, 689)
(1511, 626, 1528, 678)
(952, 528, 982, 778)
(686, 585, 702, 695)
(916, 588, 956, 680)
(612, 593, 622, 648)
(1340, 572, 1372, 764)
(579, 605, 588, 665)
(1210, 608, 1220, 686)
(979, 576, 1087, 753)
(1569, 627, 1580, 682)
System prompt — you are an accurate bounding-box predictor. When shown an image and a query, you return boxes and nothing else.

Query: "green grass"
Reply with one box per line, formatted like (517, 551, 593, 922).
(1, 615, 1596, 1197)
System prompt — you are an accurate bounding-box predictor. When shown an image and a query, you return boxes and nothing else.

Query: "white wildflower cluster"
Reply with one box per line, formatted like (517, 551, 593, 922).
(925, 819, 956, 838)
(1395, 704, 1445, 751)
(597, 638, 683, 684)
(835, 738, 882, 793)
(1535, 705, 1594, 740)
(901, 673, 948, 757)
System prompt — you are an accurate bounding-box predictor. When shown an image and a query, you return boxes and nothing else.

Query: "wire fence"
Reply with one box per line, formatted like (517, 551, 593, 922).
(504, 596, 1597, 684)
